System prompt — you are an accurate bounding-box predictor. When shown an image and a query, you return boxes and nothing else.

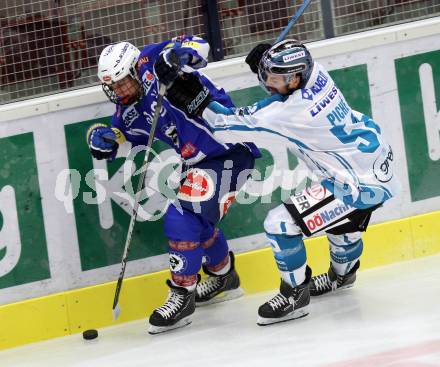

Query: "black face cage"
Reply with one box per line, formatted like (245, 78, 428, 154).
(102, 83, 119, 104)
(101, 66, 142, 105)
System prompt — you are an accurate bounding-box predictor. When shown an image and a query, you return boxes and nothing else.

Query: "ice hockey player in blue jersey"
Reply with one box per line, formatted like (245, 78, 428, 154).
(86, 36, 261, 334)
(163, 39, 400, 326)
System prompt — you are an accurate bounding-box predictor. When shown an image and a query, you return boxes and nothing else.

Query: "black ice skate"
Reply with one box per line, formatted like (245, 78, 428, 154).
(196, 252, 244, 306)
(310, 260, 360, 296)
(148, 279, 196, 335)
(257, 266, 311, 326)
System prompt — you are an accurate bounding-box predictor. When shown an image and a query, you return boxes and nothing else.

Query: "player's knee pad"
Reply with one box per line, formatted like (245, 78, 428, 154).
(164, 204, 207, 286)
(168, 241, 204, 286)
(267, 233, 307, 271)
(327, 232, 363, 274)
(201, 228, 229, 269)
(267, 233, 307, 286)
(264, 204, 303, 236)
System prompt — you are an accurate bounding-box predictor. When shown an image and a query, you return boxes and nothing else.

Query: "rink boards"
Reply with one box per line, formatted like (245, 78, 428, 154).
(1, 210, 440, 350)
(1, 17, 440, 349)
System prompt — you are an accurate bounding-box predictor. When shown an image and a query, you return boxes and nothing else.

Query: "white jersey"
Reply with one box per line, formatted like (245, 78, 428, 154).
(203, 62, 400, 209)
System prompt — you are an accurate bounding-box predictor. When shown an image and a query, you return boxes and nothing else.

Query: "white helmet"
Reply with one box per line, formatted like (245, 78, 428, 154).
(97, 42, 141, 104)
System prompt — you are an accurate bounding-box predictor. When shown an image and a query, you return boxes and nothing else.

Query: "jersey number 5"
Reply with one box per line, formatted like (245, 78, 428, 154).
(329, 116, 381, 153)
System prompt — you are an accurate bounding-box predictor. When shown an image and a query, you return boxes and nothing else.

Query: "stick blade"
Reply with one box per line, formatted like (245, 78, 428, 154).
(112, 303, 121, 321)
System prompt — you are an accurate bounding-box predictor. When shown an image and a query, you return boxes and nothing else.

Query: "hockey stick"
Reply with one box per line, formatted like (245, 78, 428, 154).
(112, 82, 167, 320)
(275, 0, 312, 43)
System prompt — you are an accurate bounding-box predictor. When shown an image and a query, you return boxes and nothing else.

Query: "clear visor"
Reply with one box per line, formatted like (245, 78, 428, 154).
(258, 57, 307, 82)
(258, 67, 269, 83)
(258, 68, 292, 94)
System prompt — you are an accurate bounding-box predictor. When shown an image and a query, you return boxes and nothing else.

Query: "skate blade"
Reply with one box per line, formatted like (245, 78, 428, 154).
(257, 306, 309, 326)
(196, 287, 244, 307)
(148, 316, 192, 335)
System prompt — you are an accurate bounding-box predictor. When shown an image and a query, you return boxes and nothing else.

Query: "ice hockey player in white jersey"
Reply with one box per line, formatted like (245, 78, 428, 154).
(164, 39, 400, 326)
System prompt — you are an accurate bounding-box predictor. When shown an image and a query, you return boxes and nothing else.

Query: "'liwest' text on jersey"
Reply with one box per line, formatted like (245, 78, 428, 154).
(309, 86, 338, 117)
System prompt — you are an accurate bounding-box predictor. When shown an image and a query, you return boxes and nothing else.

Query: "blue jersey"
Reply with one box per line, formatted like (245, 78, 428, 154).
(111, 36, 260, 165)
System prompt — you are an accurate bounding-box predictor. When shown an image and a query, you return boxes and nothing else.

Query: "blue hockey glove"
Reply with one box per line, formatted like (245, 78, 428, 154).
(154, 48, 192, 86)
(86, 123, 119, 160)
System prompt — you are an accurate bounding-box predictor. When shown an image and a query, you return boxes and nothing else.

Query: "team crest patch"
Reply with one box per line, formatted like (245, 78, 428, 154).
(219, 191, 237, 218)
(306, 185, 327, 201)
(177, 168, 215, 202)
(181, 142, 197, 158)
(169, 252, 187, 274)
(293, 184, 331, 214)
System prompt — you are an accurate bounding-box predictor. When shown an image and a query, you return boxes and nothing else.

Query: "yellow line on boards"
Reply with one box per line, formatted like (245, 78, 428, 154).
(1, 210, 439, 350)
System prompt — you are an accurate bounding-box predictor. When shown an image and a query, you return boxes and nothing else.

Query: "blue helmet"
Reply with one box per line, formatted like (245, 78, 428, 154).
(258, 39, 314, 92)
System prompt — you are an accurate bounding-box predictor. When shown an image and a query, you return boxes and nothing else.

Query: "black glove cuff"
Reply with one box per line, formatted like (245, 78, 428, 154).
(167, 74, 211, 116)
(245, 43, 271, 74)
(90, 143, 118, 160)
(187, 85, 211, 116)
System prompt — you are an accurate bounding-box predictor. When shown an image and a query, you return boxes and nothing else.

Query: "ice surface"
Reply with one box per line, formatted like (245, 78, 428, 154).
(1, 254, 439, 367)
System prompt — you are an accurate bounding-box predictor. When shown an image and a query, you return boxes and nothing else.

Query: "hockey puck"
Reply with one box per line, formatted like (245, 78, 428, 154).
(82, 329, 98, 340)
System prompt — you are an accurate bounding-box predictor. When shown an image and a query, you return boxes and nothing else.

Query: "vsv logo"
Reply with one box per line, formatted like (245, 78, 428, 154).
(122, 106, 139, 127)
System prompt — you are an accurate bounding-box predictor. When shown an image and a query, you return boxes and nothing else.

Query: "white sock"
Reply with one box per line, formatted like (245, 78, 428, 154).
(210, 255, 231, 276)
(331, 259, 358, 276)
(280, 263, 307, 287)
